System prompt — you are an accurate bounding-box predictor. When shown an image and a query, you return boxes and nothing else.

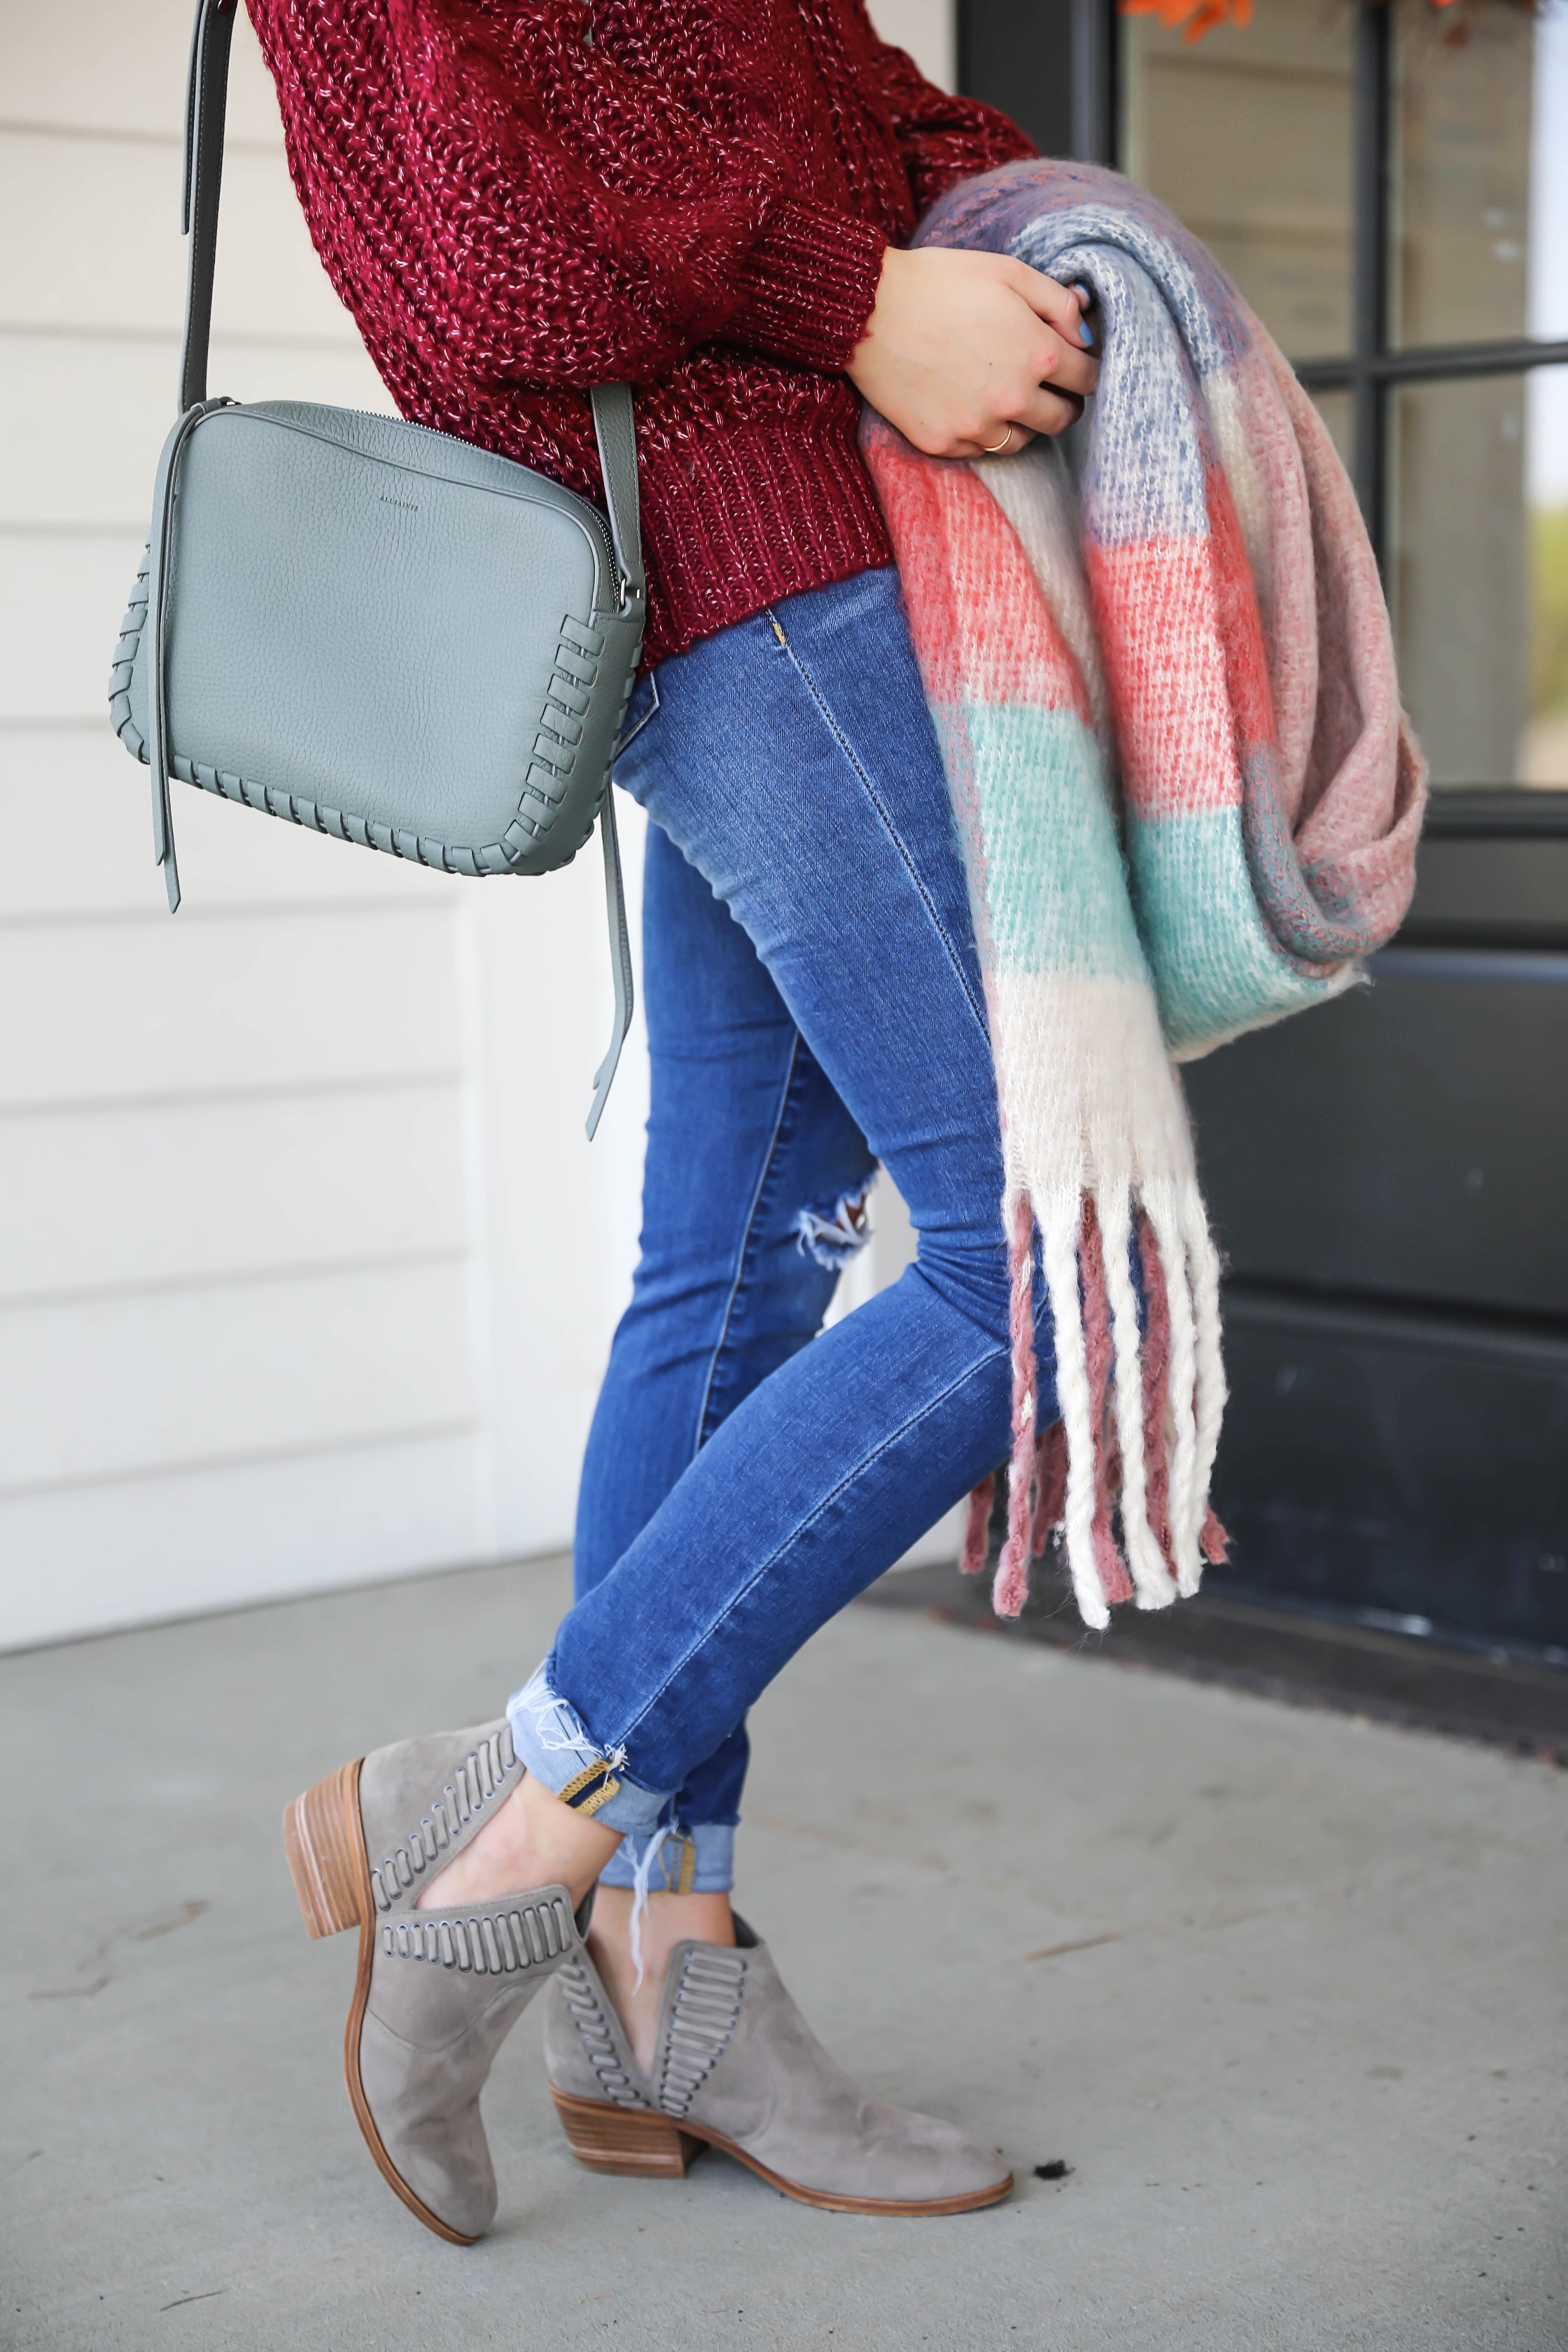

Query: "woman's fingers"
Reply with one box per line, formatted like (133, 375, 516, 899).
(1029, 324, 1098, 401)
(958, 377, 1084, 458)
(958, 383, 1083, 458)
(1012, 381, 1086, 437)
(954, 423, 1038, 459)
(1007, 260, 1096, 345)
(847, 246, 1097, 458)
(1007, 264, 1098, 401)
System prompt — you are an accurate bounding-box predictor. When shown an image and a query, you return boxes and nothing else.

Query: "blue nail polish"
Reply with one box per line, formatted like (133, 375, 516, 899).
(1079, 320, 1095, 347)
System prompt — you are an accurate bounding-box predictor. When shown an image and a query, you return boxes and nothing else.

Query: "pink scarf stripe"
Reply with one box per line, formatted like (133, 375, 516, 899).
(862, 418, 1096, 716)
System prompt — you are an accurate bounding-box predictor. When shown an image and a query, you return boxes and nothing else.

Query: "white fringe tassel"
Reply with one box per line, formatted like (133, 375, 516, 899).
(1037, 1191, 1108, 1631)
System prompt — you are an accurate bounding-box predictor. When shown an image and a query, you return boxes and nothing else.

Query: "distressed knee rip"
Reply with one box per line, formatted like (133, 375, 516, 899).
(794, 1177, 877, 1273)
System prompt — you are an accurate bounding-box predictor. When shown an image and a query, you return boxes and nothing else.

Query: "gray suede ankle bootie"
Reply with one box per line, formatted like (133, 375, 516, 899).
(544, 1915, 1012, 2216)
(284, 1720, 581, 2244)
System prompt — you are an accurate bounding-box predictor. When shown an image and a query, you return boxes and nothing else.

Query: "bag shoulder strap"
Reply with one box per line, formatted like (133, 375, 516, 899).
(179, 0, 237, 412)
(176, 0, 640, 598)
(589, 385, 644, 610)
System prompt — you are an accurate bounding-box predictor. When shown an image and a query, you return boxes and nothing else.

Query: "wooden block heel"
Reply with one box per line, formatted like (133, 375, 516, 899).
(283, 1757, 368, 1938)
(551, 2087, 704, 2179)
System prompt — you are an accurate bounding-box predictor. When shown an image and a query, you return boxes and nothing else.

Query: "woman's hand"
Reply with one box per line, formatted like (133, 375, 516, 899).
(848, 246, 1097, 458)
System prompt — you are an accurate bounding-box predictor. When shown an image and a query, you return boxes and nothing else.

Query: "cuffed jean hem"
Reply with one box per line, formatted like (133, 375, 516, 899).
(598, 1822, 736, 1896)
(506, 1662, 672, 1838)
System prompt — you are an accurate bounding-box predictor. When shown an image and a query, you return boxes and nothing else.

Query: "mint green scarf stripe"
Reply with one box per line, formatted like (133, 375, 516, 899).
(938, 703, 1151, 984)
(1129, 808, 1342, 1050)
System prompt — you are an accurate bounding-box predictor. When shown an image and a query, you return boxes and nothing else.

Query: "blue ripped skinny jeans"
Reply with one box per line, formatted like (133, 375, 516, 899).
(509, 566, 1056, 1891)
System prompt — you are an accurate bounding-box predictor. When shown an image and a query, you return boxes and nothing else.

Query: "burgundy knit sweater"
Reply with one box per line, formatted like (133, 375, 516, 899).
(247, 0, 1034, 664)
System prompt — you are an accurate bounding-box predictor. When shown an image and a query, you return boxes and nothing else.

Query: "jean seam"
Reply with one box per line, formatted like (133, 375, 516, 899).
(690, 1026, 805, 1459)
(764, 610, 991, 1045)
(613, 1310, 1033, 1751)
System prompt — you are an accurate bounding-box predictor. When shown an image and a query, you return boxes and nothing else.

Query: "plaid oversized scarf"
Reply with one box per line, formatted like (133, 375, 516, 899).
(861, 160, 1425, 1631)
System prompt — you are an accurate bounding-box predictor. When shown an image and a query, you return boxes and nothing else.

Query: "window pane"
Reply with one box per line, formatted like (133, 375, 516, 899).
(1119, 0, 1354, 360)
(1392, 0, 1568, 348)
(1389, 367, 1568, 787)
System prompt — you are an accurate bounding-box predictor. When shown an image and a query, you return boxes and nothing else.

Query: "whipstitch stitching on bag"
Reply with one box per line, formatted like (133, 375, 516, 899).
(367, 1725, 517, 1916)
(108, 568, 634, 878)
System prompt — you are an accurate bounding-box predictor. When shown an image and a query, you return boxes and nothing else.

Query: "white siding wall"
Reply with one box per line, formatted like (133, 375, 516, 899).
(0, 0, 954, 1648)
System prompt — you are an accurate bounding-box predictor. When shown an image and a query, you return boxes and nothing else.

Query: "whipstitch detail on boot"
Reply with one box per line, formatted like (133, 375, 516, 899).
(381, 1892, 574, 1973)
(557, 1959, 649, 2108)
(368, 1726, 517, 1914)
(657, 1951, 746, 2119)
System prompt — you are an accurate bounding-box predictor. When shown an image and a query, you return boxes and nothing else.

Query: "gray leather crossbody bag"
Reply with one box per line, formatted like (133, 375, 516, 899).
(109, 0, 644, 1133)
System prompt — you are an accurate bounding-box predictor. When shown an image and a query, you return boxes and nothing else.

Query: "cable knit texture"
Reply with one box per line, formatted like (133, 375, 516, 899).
(246, 0, 1035, 664)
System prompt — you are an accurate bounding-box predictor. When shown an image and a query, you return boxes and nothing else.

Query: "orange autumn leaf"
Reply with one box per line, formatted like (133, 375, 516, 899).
(1119, 0, 1254, 41)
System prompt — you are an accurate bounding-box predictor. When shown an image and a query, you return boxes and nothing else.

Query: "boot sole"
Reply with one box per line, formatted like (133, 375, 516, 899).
(283, 1758, 482, 2248)
(550, 2087, 1014, 2216)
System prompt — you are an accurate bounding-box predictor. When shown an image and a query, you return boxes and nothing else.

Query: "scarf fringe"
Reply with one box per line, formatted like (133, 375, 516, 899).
(960, 1474, 995, 1576)
(972, 1182, 1229, 1625)
(992, 1190, 1042, 1617)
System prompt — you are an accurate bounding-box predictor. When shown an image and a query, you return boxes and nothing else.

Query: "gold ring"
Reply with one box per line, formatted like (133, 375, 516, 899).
(980, 425, 1016, 455)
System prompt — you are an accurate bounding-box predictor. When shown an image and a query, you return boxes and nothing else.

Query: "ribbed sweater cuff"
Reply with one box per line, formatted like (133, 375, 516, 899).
(726, 198, 888, 370)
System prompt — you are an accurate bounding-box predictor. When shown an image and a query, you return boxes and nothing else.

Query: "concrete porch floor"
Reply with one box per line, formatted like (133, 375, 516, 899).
(3, 1555, 1564, 2351)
